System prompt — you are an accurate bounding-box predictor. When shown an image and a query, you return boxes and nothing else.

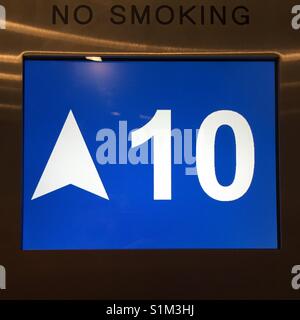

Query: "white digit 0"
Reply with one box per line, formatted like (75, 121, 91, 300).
(196, 110, 255, 201)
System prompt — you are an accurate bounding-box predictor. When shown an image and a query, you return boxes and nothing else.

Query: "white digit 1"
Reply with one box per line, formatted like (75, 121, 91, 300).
(196, 110, 255, 201)
(131, 110, 172, 200)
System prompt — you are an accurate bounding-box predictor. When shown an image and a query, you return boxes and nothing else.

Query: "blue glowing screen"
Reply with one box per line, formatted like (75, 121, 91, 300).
(22, 58, 278, 250)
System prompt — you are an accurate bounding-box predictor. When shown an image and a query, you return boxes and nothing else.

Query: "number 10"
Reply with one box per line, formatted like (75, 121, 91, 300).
(131, 110, 255, 202)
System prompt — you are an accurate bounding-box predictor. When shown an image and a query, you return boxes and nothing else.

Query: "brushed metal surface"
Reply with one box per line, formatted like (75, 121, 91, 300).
(0, 0, 299, 299)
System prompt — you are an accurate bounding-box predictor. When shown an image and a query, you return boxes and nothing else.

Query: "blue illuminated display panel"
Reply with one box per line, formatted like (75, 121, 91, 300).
(22, 58, 278, 250)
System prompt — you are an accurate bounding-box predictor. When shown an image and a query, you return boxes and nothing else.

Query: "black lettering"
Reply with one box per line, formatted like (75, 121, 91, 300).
(131, 5, 150, 24)
(179, 6, 196, 24)
(210, 6, 226, 25)
(110, 5, 126, 24)
(74, 5, 93, 24)
(155, 5, 174, 25)
(200, 5, 205, 25)
(232, 6, 249, 25)
(52, 5, 68, 24)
